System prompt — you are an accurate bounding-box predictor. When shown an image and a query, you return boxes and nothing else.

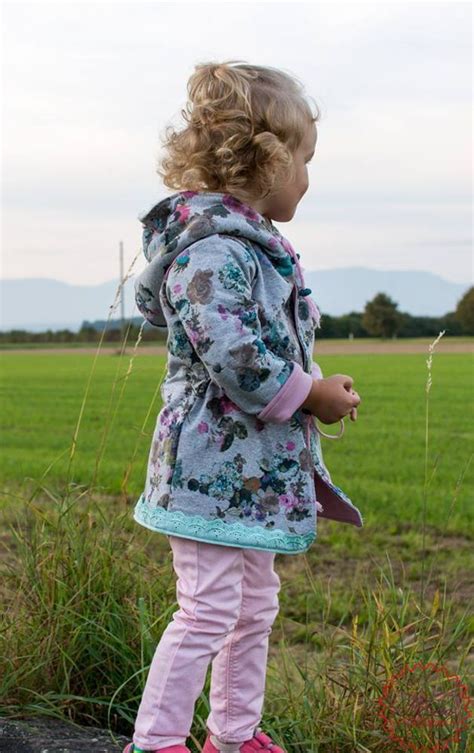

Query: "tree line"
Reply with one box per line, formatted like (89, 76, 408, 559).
(1, 287, 473, 343)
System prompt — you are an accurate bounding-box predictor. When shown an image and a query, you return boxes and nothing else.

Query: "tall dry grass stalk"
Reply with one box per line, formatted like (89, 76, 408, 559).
(31, 243, 168, 520)
(66, 248, 144, 500)
(420, 330, 445, 610)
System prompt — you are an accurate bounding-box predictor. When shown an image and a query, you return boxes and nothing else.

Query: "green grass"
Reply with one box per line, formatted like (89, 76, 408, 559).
(1, 341, 473, 751)
(1, 350, 473, 533)
(0, 340, 132, 350)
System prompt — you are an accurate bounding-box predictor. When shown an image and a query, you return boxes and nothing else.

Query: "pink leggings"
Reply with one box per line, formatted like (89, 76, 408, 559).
(132, 535, 281, 750)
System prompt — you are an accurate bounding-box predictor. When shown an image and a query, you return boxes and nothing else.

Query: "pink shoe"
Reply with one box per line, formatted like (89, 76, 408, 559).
(203, 726, 286, 753)
(122, 744, 190, 753)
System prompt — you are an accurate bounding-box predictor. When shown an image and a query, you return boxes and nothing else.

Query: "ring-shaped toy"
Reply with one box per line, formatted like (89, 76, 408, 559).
(314, 417, 345, 440)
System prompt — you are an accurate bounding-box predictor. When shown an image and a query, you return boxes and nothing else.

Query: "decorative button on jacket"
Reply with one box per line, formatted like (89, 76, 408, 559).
(133, 190, 363, 555)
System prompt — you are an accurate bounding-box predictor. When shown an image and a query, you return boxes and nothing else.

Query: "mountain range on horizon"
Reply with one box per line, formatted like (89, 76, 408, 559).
(0, 267, 470, 333)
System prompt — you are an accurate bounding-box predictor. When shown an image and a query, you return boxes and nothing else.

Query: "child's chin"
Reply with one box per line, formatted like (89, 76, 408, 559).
(273, 207, 296, 222)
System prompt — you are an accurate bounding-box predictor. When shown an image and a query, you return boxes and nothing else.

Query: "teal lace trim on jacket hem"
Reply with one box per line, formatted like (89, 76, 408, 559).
(133, 495, 315, 554)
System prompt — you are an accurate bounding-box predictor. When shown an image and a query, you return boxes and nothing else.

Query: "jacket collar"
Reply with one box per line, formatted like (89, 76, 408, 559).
(136, 189, 320, 325)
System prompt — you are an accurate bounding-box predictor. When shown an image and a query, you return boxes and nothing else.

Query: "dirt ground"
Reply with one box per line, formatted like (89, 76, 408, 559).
(2, 340, 473, 355)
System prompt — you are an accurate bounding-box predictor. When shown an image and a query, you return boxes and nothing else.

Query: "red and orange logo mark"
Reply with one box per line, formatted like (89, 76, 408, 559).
(377, 661, 472, 752)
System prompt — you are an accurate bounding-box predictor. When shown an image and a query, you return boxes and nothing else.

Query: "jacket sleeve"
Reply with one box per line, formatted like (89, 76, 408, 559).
(311, 361, 323, 380)
(165, 236, 313, 422)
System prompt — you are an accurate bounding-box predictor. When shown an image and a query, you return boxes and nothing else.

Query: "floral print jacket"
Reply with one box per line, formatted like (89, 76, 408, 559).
(133, 190, 363, 555)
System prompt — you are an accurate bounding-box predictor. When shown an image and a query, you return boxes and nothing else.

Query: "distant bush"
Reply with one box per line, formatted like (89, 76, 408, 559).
(0, 293, 470, 343)
(454, 286, 474, 335)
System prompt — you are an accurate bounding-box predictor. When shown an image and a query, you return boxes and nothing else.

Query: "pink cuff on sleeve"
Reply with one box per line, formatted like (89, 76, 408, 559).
(311, 361, 323, 379)
(257, 361, 313, 423)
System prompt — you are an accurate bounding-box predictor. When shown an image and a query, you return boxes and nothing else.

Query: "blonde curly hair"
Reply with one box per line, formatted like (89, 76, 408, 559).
(157, 59, 320, 205)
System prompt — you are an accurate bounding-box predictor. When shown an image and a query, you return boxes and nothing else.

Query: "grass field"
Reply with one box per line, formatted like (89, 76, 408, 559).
(1, 340, 473, 751)
(1, 348, 473, 530)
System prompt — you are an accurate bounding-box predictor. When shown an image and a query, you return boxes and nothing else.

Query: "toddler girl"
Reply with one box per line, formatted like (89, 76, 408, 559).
(126, 60, 363, 753)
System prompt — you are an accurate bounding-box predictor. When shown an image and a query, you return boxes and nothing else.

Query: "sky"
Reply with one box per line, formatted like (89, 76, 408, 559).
(1, 0, 472, 287)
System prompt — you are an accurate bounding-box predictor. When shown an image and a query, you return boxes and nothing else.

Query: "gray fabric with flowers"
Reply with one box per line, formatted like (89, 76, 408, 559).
(133, 191, 363, 555)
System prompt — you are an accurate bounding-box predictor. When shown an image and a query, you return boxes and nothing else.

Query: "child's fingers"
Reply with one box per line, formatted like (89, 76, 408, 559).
(349, 407, 358, 421)
(350, 389, 361, 406)
(340, 374, 354, 389)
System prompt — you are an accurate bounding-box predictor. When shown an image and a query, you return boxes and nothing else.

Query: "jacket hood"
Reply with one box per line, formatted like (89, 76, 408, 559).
(134, 190, 320, 329)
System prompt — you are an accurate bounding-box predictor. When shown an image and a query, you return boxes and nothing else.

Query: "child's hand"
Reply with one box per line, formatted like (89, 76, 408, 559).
(301, 374, 361, 425)
(349, 403, 358, 421)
